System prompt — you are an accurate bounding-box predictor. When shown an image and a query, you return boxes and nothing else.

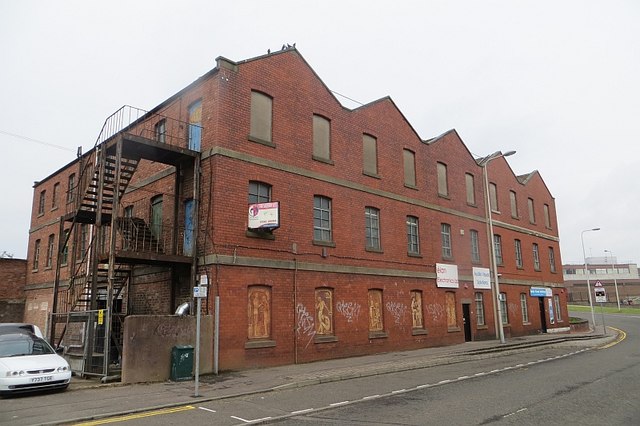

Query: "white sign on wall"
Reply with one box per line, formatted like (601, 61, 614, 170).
(473, 267, 491, 289)
(248, 202, 280, 230)
(436, 263, 459, 288)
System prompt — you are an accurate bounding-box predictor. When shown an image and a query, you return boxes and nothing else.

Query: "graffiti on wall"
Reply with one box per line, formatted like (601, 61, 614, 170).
(385, 301, 407, 325)
(336, 300, 362, 323)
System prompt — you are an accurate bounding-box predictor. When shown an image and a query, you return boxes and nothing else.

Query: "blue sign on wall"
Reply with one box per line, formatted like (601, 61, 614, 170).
(530, 287, 550, 297)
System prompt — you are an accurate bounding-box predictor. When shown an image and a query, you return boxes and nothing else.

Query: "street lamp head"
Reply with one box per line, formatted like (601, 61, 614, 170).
(503, 150, 516, 157)
(592, 227, 601, 231)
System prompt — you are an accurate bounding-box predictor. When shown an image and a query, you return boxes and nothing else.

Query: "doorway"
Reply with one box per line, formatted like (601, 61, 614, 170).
(538, 297, 547, 333)
(462, 303, 472, 342)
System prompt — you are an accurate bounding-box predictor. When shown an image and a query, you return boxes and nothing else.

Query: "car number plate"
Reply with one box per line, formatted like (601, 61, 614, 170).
(31, 376, 53, 383)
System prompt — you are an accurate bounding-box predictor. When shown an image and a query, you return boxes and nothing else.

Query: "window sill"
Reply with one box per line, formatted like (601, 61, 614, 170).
(246, 229, 275, 240)
(466, 202, 478, 208)
(476, 325, 488, 330)
(248, 135, 276, 148)
(363, 171, 380, 179)
(365, 247, 383, 254)
(447, 326, 461, 333)
(438, 193, 450, 200)
(51, 206, 59, 212)
(312, 240, 336, 248)
(404, 183, 419, 190)
(407, 252, 422, 258)
(315, 335, 338, 344)
(368, 331, 388, 339)
(245, 339, 276, 349)
(412, 328, 428, 336)
(312, 155, 334, 165)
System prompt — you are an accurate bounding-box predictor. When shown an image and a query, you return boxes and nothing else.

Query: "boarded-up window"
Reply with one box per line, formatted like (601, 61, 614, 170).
(313, 115, 331, 160)
(489, 183, 498, 212)
(510, 190, 518, 218)
(528, 198, 536, 223)
(411, 291, 424, 329)
(465, 173, 475, 205)
(315, 288, 334, 335)
(445, 292, 457, 328)
(403, 149, 416, 187)
(544, 204, 551, 228)
(368, 289, 384, 332)
(250, 91, 273, 143)
(363, 134, 378, 175)
(437, 162, 448, 196)
(248, 286, 271, 339)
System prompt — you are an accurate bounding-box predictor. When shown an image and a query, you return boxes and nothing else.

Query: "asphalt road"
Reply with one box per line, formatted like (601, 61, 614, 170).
(60, 313, 638, 426)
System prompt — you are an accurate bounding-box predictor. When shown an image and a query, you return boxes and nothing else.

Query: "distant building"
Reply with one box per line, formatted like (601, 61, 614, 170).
(563, 256, 640, 305)
(25, 48, 567, 378)
(0, 257, 27, 322)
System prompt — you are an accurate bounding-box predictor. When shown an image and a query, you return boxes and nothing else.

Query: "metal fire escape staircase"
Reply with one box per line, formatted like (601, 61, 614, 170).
(51, 105, 202, 379)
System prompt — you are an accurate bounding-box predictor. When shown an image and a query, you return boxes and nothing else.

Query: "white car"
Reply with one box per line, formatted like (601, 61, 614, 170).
(0, 333, 71, 396)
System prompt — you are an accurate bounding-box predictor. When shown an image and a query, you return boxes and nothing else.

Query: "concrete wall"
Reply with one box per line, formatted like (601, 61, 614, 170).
(122, 315, 213, 384)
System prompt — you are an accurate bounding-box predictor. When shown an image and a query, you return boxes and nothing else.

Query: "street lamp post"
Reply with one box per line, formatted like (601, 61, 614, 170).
(604, 249, 621, 311)
(581, 228, 600, 329)
(481, 150, 515, 344)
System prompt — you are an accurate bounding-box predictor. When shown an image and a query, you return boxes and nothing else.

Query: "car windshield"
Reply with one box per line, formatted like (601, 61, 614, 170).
(0, 335, 56, 357)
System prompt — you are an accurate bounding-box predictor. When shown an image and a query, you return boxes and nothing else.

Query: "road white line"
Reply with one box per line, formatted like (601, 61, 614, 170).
(392, 389, 407, 394)
(457, 376, 470, 380)
(291, 408, 314, 415)
(416, 384, 431, 389)
(330, 401, 350, 406)
(198, 406, 217, 413)
(363, 394, 381, 400)
(437, 379, 452, 385)
(474, 372, 487, 376)
(230, 415, 250, 423)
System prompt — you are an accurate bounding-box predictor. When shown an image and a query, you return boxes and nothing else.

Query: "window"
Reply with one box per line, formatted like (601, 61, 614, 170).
(188, 99, 202, 151)
(403, 149, 416, 187)
(509, 190, 518, 218)
(52, 183, 59, 209)
(124, 205, 134, 218)
(489, 183, 498, 212)
(365, 207, 381, 250)
(465, 173, 475, 205)
(544, 204, 551, 228)
(475, 292, 485, 326)
(61, 229, 69, 266)
(248, 181, 271, 204)
(528, 198, 536, 224)
(520, 293, 529, 323)
(33, 239, 41, 270)
(362, 134, 378, 176)
(150, 195, 163, 240)
(313, 196, 332, 242)
(368, 289, 384, 333)
(446, 292, 457, 329)
(470, 229, 480, 263)
(406, 216, 420, 255)
(313, 114, 331, 161)
(38, 190, 45, 215)
(155, 119, 166, 143)
(548, 247, 556, 273)
(80, 224, 88, 253)
(437, 162, 448, 196)
(411, 291, 424, 329)
(67, 173, 75, 204)
(248, 286, 271, 340)
(533, 243, 540, 271)
(46, 234, 55, 268)
(493, 234, 503, 265)
(500, 292, 508, 324)
(554, 295, 562, 322)
(441, 223, 452, 259)
(315, 288, 334, 336)
(250, 91, 273, 145)
(515, 239, 523, 268)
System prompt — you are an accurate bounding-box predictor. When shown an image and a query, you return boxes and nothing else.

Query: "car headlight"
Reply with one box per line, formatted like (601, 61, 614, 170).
(56, 366, 69, 373)
(6, 370, 26, 377)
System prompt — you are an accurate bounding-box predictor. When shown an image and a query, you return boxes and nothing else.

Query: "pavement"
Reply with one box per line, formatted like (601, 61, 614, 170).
(54, 326, 619, 425)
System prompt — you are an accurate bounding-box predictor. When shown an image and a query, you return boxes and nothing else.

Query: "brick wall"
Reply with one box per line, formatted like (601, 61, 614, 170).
(0, 258, 27, 322)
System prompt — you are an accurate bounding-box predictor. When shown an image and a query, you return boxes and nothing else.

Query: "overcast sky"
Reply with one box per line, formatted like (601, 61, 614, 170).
(1, 1, 638, 266)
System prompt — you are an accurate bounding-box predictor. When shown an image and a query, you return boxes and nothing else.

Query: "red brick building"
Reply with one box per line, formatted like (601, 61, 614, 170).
(24, 48, 566, 374)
